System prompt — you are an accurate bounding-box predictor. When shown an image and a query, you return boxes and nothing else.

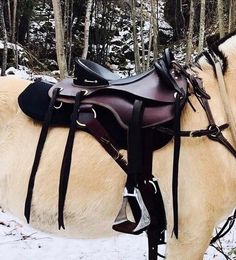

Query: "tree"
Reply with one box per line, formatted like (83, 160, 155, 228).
(217, 0, 225, 37)
(131, 0, 141, 73)
(12, 0, 17, 42)
(151, 0, 159, 60)
(0, 0, 8, 76)
(186, 0, 195, 62)
(52, 0, 68, 79)
(67, 0, 74, 73)
(82, 0, 92, 59)
(198, 0, 206, 52)
(228, 0, 236, 33)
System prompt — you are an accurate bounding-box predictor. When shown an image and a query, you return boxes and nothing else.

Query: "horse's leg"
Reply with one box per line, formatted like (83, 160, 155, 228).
(164, 193, 216, 260)
(165, 224, 213, 260)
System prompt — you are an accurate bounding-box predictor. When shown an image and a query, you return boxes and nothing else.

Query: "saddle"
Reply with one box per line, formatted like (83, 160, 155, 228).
(18, 49, 189, 260)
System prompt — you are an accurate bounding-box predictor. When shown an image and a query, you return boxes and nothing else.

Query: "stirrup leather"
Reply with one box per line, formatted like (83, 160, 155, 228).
(112, 187, 151, 234)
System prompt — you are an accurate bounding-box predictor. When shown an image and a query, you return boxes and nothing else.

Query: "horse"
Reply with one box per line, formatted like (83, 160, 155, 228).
(0, 33, 236, 260)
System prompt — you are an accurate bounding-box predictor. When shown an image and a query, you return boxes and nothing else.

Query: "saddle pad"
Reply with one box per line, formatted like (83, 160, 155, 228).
(18, 81, 73, 125)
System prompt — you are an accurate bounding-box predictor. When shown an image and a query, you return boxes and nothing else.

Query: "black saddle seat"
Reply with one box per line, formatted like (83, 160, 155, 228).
(74, 58, 120, 86)
(74, 58, 158, 87)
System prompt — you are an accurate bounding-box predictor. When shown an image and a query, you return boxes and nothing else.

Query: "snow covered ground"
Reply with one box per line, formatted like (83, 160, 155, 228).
(0, 209, 235, 260)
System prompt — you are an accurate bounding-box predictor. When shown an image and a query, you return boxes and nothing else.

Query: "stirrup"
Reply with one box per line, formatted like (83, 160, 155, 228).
(112, 187, 151, 235)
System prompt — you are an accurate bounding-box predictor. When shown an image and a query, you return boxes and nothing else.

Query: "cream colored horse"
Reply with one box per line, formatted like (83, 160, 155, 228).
(0, 34, 236, 260)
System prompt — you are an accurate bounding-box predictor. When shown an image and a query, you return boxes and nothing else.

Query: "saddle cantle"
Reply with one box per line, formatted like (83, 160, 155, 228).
(19, 49, 189, 260)
(74, 58, 120, 86)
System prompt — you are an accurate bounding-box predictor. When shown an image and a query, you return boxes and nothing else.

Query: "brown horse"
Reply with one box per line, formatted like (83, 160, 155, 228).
(0, 33, 236, 259)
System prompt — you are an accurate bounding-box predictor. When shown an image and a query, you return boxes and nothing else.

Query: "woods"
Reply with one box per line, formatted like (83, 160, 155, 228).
(1, 0, 236, 78)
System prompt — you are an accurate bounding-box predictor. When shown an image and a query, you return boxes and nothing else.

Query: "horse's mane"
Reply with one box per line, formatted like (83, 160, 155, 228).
(194, 31, 236, 75)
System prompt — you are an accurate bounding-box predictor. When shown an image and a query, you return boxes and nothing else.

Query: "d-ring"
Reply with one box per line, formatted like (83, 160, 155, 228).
(209, 125, 220, 138)
(76, 108, 97, 127)
(54, 102, 63, 109)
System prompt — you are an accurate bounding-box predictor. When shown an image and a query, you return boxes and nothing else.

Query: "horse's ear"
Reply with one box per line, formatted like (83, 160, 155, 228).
(206, 33, 220, 47)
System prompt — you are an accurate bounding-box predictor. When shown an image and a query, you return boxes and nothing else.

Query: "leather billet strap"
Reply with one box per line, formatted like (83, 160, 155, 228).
(24, 87, 61, 223)
(58, 91, 85, 229)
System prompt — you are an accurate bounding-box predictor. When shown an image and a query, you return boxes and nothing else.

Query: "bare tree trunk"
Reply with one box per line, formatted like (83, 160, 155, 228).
(131, 0, 141, 73)
(146, 12, 153, 69)
(140, 0, 145, 72)
(64, 0, 70, 58)
(12, 0, 18, 68)
(7, 0, 12, 37)
(198, 0, 205, 52)
(67, 0, 74, 74)
(82, 0, 93, 59)
(151, 0, 159, 60)
(228, 0, 236, 32)
(217, 0, 225, 38)
(186, 0, 195, 62)
(0, 0, 8, 76)
(12, 0, 17, 42)
(52, 0, 68, 79)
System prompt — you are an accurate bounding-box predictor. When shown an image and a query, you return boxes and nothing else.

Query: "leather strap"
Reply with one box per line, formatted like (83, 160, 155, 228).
(172, 93, 181, 239)
(58, 91, 84, 229)
(24, 87, 60, 223)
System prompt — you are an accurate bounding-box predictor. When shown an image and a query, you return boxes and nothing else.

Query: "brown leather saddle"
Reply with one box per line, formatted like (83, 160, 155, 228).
(49, 59, 187, 129)
(20, 49, 189, 260)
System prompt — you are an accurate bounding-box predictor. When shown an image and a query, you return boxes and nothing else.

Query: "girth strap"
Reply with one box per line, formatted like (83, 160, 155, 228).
(58, 91, 84, 229)
(24, 87, 60, 223)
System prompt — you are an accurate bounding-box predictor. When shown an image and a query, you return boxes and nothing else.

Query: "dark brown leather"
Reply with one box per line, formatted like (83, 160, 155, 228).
(48, 69, 187, 129)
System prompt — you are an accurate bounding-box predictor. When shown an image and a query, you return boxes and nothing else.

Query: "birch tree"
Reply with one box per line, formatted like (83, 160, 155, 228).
(131, 0, 141, 73)
(82, 0, 93, 59)
(52, 0, 68, 79)
(217, 0, 225, 37)
(228, 0, 236, 32)
(12, 0, 17, 42)
(198, 0, 206, 52)
(151, 0, 159, 60)
(140, 0, 145, 71)
(7, 0, 12, 37)
(186, 0, 195, 62)
(146, 12, 153, 69)
(0, 0, 8, 76)
(67, 0, 74, 73)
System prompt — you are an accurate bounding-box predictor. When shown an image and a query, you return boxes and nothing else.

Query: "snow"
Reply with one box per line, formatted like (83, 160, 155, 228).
(1, 67, 58, 84)
(0, 209, 235, 260)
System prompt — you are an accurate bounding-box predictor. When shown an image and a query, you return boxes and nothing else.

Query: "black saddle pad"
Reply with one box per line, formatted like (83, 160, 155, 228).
(18, 81, 74, 125)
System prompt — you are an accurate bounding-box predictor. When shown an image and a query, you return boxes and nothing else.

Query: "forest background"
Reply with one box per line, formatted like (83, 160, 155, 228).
(0, 0, 235, 79)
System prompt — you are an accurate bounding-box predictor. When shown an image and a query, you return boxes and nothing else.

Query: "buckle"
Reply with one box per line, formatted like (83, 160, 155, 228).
(112, 187, 151, 234)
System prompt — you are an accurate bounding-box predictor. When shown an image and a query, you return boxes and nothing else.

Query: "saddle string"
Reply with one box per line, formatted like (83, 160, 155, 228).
(24, 87, 61, 223)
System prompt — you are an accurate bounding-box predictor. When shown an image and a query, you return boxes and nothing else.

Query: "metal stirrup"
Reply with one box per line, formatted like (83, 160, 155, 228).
(112, 187, 151, 234)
